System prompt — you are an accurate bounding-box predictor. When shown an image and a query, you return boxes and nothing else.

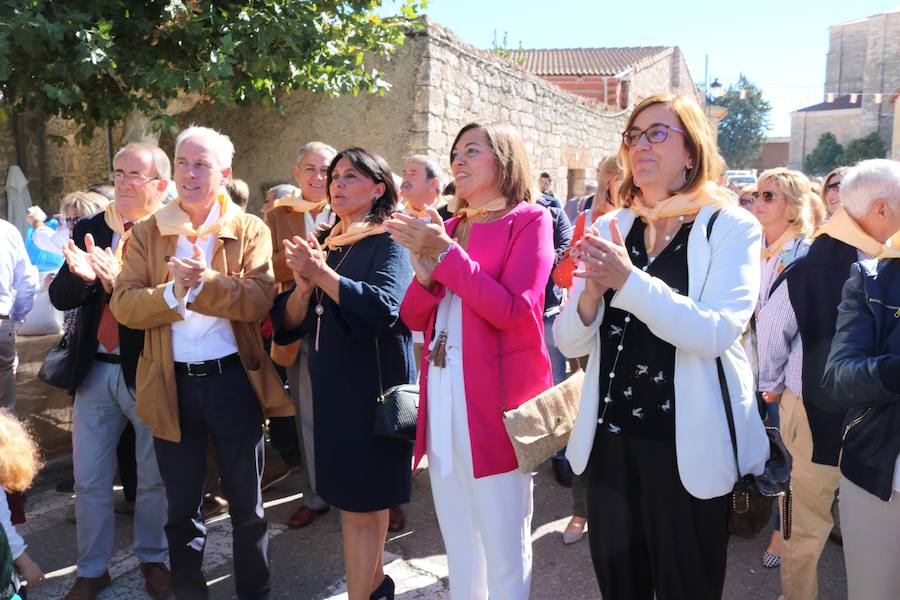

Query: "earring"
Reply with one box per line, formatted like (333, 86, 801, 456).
(683, 164, 693, 185)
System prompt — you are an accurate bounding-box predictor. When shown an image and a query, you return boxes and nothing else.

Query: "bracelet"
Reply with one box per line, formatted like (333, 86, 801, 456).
(436, 244, 453, 265)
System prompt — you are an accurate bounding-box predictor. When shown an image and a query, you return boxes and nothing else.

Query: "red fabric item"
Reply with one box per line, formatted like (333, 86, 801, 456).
(6, 492, 25, 525)
(552, 211, 587, 289)
(96, 223, 133, 352)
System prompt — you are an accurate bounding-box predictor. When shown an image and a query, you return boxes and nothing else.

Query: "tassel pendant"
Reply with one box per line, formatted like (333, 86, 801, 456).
(428, 330, 448, 368)
(314, 304, 324, 352)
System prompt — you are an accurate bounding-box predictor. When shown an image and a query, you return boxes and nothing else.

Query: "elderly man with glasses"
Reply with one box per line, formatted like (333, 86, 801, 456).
(49, 142, 172, 600)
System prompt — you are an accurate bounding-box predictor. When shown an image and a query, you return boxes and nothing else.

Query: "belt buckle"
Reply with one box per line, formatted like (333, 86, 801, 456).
(186, 361, 208, 377)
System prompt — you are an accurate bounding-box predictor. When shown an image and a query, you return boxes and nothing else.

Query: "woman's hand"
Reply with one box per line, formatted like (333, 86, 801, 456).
(573, 219, 634, 292)
(384, 206, 453, 259)
(410, 252, 439, 289)
(283, 234, 330, 293)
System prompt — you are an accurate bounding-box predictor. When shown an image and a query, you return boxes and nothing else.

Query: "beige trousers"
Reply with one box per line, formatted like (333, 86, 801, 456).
(839, 476, 900, 600)
(779, 389, 841, 600)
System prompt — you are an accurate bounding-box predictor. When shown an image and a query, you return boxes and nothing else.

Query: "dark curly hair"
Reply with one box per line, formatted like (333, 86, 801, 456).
(326, 148, 398, 225)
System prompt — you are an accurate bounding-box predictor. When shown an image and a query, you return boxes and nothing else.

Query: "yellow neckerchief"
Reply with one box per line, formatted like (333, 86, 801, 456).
(323, 218, 385, 250)
(155, 191, 240, 240)
(403, 197, 448, 219)
(456, 196, 508, 220)
(273, 189, 328, 214)
(889, 231, 900, 250)
(630, 182, 732, 253)
(815, 207, 900, 259)
(102, 202, 144, 261)
(761, 228, 798, 262)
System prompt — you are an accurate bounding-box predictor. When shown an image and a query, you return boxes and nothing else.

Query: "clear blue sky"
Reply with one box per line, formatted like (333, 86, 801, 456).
(384, 0, 898, 136)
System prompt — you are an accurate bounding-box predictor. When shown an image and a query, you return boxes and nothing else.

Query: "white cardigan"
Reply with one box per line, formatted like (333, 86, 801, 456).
(554, 204, 769, 499)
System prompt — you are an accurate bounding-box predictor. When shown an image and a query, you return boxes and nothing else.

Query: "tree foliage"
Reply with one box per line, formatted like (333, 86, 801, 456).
(0, 0, 423, 144)
(842, 132, 885, 165)
(803, 132, 843, 175)
(802, 131, 886, 175)
(711, 74, 771, 169)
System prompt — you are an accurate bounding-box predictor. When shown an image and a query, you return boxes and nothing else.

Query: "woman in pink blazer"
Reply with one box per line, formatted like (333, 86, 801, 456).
(385, 122, 553, 599)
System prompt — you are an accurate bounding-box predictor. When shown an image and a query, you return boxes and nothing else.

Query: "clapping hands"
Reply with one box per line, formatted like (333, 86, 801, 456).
(62, 233, 121, 294)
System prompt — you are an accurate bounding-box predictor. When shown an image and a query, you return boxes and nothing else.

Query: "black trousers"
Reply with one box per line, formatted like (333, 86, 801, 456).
(585, 432, 730, 600)
(154, 363, 270, 600)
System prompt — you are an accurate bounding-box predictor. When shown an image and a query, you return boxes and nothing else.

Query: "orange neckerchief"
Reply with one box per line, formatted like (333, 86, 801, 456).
(103, 201, 145, 261)
(456, 196, 508, 220)
(631, 182, 732, 253)
(323, 219, 385, 250)
(815, 207, 900, 259)
(155, 191, 239, 240)
(273, 190, 328, 214)
(403, 198, 448, 219)
(761, 229, 798, 262)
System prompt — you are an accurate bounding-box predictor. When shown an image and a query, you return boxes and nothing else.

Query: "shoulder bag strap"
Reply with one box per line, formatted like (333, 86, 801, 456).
(374, 337, 385, 398)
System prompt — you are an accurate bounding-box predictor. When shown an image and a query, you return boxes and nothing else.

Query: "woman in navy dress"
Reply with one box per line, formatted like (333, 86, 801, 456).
(271, 148, 414, 600)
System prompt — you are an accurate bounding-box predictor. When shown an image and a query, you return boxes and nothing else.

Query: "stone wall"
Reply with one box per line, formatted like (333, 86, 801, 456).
(630, 49, 697, 105)
(825, 20, 869, 95)
(181, 20, 629, 208)
(0, 115, 118, 217)
(859, 11, 900, 143)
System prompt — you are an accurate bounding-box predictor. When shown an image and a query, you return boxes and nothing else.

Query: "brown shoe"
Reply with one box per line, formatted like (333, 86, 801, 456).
(286, 504, 329, 529)
(140, 562, 173, 599)
(201, 494, 229, 522)
(388, 505, 405, 532)
(63, 572, 111, 600)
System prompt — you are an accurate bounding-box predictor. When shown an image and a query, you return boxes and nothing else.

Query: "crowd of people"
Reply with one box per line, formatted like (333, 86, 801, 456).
(0, 90, 898, 600)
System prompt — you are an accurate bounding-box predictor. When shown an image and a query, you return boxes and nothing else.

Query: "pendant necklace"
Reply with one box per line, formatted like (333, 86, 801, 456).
(313, 244, 354, 351)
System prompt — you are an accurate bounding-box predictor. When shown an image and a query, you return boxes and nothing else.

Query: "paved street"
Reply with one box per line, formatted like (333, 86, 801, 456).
(23, 461, 848, 599)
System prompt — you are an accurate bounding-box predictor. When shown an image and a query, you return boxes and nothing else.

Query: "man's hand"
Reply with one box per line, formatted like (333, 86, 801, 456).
(62, 235, 97, 284)
(90, 246, 121, 294)
(14, 552, 44, 588)
(168, 244, 206, 301)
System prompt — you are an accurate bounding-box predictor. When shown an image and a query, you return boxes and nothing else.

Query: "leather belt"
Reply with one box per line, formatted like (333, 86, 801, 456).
(174, 353, 241, 377)
(95, 353, 121, 364)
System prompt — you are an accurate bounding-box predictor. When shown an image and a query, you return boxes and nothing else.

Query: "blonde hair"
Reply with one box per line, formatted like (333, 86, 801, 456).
(739, 183, 757, 197)
(450, 122, 535, 208)
(757, 168, 819, 237)
(618, 93, 724, 207)
(0, 411, 42, 492)
(59, 190, 110, 219)
(596, 156, 623, 211)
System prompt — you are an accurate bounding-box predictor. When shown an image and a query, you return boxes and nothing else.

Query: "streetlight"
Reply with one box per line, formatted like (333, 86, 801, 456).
(710, 78, 723, 99)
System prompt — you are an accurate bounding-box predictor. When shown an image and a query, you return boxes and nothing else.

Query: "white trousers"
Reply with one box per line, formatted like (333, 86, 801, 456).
(428, 383, 533, 600)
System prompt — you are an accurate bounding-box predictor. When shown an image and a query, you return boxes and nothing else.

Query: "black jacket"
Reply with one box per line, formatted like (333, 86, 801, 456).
(48, 212, 144, 394)
(776, 234, 856, 465)
(537, 196, 572, 316)
(823, 258, 900, 501)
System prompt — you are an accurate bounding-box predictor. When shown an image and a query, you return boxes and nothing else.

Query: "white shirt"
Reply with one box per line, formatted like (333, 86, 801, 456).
(304, 206, 334, 237)
(163, 202, 239, 362)
(32, 223, 70, 255)
(0, 219, 39, 323)
(0, 488, 25, 559)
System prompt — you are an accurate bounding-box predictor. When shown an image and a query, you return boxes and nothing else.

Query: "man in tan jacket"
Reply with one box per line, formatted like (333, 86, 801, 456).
(111, 126, 291, 600)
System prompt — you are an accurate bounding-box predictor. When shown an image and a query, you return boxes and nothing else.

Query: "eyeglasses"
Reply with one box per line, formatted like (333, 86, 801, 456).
(824, 181, 841, 193)
(110, 170, 158, 184)
(621, 123, 686, 147)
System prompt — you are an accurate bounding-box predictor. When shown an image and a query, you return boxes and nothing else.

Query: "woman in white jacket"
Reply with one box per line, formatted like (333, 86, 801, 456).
(554, 93, 769, 600)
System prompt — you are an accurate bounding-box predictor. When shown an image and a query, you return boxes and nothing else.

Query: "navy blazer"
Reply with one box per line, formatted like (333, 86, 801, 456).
(48, 212, 144, 394)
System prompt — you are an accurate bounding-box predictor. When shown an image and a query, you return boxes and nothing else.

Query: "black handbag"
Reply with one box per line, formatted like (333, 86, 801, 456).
(716, 358, 793, 539)
(38, 332, 70, 390)
(372, 338, 418, 442)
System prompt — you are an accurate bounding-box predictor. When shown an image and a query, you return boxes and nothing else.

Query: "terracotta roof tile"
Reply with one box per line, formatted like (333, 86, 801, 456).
(516, 47, 672, 76)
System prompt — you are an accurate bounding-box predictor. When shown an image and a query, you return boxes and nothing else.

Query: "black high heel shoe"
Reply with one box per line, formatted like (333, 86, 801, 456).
(370, 574, 395, 600)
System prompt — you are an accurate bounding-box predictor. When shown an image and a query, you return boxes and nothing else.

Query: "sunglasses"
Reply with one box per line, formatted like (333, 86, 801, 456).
(824, 181, 841, 193)
(621, 123, 686, 147)
(758, 191, 779, 203)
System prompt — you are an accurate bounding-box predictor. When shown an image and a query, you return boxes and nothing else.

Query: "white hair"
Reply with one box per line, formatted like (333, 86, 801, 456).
(113, 142, 172, 180)
(175, 125, 234, 169)
(840, 159, 900, 219)
(297, 141, 336, 165)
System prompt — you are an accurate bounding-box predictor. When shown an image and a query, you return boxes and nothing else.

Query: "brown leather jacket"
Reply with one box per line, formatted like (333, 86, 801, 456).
(111, 210, 293, 442)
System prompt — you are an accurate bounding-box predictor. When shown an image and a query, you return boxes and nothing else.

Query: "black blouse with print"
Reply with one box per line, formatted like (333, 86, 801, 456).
(595, 218, 692, 441)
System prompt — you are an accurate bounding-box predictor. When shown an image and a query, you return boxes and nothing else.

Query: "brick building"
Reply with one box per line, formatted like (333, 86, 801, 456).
(516, 46, 697, 109)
